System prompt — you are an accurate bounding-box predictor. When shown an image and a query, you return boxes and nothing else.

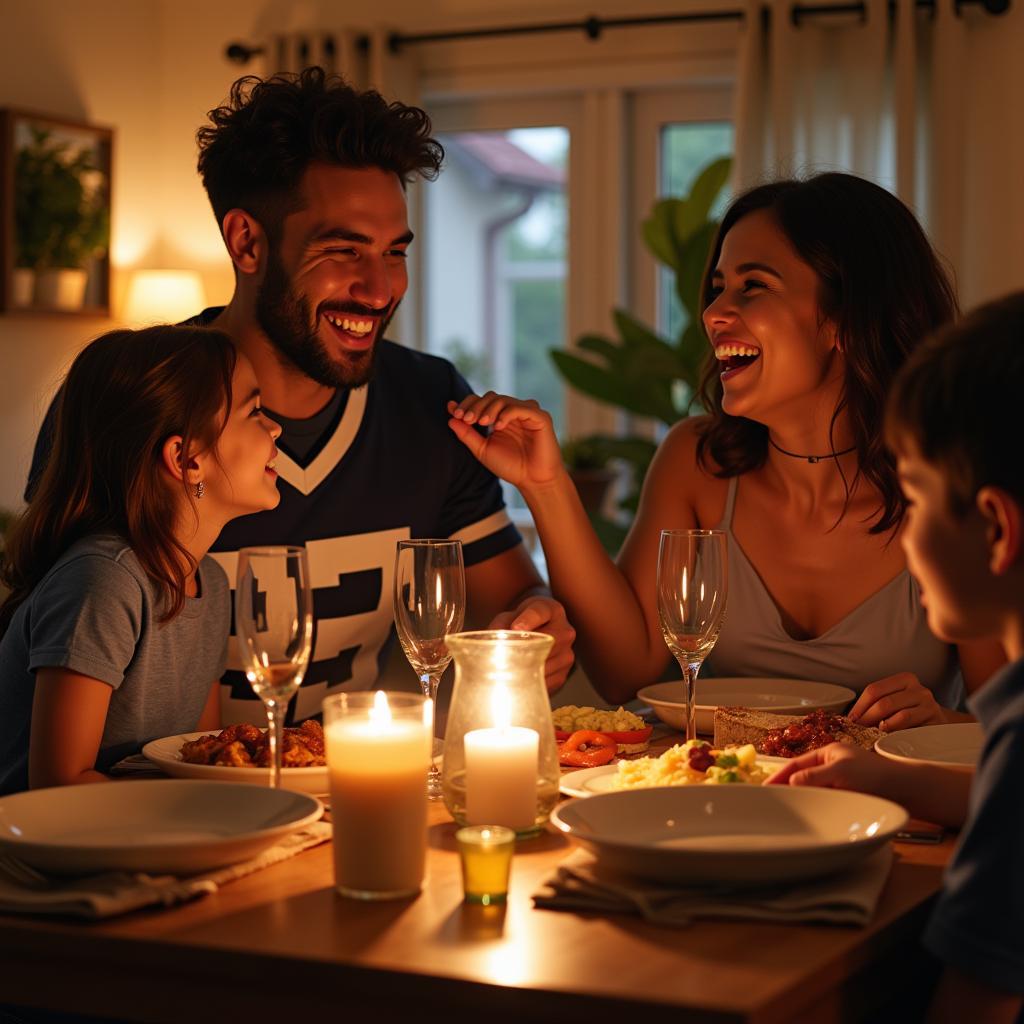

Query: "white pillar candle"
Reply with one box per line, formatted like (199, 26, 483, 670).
(326, 692, 431, 898)
(464, 727, 539, 829)
(463, 682, 538, 830)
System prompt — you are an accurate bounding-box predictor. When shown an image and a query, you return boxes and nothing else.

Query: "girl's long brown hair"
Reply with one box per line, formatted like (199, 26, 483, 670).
(696, 173, 958, 535)
(0, 326, 236, 633)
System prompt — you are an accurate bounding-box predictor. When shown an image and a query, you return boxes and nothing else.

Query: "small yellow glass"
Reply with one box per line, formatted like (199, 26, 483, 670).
(456, 825, 515, 905)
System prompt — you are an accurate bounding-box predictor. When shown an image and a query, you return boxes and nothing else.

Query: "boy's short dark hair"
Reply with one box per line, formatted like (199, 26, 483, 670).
(886, 290, 1024, 516)
(196, 66, 444, 240)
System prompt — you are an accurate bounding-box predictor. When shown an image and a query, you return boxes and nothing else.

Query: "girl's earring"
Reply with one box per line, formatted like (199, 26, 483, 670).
(194, 480, 205, 500)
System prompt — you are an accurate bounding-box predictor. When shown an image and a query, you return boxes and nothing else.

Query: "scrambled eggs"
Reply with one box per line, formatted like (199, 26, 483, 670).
(552, 704, 646, 733)
(613, 740, 769, 788)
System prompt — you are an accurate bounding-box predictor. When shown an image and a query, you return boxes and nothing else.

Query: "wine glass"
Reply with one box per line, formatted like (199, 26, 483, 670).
(394, 539, 466, 799)
(235, 546, 314, 789)
(657, 529, 728, 743)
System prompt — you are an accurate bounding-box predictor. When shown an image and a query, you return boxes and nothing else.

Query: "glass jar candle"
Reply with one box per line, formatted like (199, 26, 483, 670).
(442, 630, 559, 836)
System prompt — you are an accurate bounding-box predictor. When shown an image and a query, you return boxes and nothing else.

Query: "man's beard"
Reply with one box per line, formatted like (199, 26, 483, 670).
(255, 252, 395, 390)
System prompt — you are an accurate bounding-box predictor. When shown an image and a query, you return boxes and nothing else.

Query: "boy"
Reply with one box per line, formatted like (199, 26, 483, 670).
(770, 291, 1024, 1022)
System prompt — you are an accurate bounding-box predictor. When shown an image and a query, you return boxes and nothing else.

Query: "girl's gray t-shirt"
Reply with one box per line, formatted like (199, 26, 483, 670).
(0, 534, 229, 794)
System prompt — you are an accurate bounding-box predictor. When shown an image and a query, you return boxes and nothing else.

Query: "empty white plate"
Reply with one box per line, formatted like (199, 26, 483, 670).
(875, 722, 984, 770)
(0, 780, 323, 875)
(638, 677, 856, 735)
(551, 785, 906, 884)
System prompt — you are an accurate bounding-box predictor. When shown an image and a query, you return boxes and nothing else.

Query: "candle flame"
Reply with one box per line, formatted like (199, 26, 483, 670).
(369, 689, 392, 724)
(491, 683, 512, 730)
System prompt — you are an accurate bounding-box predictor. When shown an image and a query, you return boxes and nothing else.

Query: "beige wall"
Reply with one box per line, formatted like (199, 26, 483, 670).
(1, 0, 1022, 518)
(0, 1, 159, 511)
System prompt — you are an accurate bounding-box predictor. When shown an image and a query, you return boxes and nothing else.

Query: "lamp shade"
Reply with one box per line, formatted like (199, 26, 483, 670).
(123, 269, 206, 326)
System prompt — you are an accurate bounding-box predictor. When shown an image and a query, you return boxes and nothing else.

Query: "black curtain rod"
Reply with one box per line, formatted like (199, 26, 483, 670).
(224, 0, 1010, 65)
(387, 0, 1009, 50)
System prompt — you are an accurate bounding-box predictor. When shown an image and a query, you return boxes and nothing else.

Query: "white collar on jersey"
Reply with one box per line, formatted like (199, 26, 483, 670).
(272, 386, 368, 495)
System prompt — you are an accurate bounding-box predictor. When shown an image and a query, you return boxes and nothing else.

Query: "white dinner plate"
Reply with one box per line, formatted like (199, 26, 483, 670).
(560, 756, 788, 798)
(551, 785, 907, 885)
(143, 732, 329, 795)
(875, 722, 984, 771)
(637, 678, 856, 735)
(0, 780, 323, 875)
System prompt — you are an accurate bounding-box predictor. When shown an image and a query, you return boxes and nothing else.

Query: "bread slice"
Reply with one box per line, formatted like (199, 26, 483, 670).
(713, 707, 882, 757)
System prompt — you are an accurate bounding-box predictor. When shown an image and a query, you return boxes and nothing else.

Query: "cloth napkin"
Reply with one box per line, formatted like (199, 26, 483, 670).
(533, 845, 894, 927)
(0, 822, 331, 920)
(108, 753, 165, 778)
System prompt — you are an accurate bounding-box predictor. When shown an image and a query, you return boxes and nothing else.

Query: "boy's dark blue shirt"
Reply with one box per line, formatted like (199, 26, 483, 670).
(923, 656, 1024, 996)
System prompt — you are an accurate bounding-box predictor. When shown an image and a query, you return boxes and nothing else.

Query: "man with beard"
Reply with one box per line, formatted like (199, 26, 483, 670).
(27, 68, 575, 725)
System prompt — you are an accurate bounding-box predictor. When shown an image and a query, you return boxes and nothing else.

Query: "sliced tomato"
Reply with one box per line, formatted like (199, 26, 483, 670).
(555, 725, 652, 745)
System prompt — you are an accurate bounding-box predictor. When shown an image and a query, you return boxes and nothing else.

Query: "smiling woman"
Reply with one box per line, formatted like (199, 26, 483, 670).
(445, 171, 1006, 720)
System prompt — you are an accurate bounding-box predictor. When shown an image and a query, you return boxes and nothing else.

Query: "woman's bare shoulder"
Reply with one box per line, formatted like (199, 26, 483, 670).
(642, 416, 730, 525)
(655, 416, 726, 478)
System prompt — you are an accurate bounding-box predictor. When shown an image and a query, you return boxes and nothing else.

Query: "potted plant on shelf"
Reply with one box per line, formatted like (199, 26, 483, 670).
(549, 156, 731, 552)
(14, 125, 109, 311)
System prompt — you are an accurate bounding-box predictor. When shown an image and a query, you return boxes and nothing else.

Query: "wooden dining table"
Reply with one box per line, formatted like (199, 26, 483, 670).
(0, 749, 953, 1024)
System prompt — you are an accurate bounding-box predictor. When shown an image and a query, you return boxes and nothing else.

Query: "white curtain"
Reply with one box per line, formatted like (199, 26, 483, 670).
(732, 0, 975, 301)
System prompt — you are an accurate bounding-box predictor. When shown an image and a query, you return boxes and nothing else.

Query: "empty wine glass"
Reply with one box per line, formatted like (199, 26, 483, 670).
(394, 539, 466, 799)
(235, 546, 314, 789)
(657, 529, 728, 742)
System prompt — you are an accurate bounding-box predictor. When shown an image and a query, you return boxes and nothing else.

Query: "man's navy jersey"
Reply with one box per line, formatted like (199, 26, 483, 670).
(26, 311, 521, 724)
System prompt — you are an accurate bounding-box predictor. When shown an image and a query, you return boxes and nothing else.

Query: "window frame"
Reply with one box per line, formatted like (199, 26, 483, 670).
(410, 35, 736, 441)
(629, 86, 734, 344)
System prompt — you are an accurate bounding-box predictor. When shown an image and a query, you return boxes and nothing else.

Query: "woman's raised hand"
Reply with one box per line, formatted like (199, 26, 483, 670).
(446, 393, 565, 491)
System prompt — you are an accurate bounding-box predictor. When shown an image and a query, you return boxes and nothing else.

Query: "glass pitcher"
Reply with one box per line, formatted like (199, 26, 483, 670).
(442, 630, 559, 836)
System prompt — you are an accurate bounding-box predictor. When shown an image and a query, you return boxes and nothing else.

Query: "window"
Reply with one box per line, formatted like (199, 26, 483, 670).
(659, 121, 735, 340)
(423, 127, 569, 435)
(629, 88, 734, 352)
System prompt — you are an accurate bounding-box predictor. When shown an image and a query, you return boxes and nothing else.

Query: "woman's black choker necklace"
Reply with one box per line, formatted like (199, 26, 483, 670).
(768, 436, 857, 464)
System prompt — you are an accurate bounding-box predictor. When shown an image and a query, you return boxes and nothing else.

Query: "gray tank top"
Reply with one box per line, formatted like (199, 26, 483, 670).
(703, 477, 965, 708)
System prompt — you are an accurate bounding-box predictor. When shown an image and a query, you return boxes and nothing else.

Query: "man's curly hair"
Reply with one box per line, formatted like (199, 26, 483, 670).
(197, 66, 444, 238)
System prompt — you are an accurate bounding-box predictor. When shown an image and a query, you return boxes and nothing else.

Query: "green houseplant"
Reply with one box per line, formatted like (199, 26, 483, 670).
(13, 125, 109, 309)
(551, 156, 731, 550)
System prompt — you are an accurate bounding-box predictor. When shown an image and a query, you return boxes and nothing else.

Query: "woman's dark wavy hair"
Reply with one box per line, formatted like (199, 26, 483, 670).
(0, 326, 237, 635)
(696, 172, 958, 535)
(196, 66, 444, 241)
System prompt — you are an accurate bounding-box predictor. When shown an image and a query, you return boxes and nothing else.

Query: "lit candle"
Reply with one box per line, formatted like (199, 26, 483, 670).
(456, 825, 516, 905)
(464, 681, 539, 830)
(325, 691, 432, 899)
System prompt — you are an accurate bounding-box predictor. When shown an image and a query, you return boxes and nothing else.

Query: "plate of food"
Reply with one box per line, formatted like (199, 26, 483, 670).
(560, 740, 787, 798)
(0, 780, 323, 875)
(637, 678, 856, 735)
(550, 785, 907, 885)
(552, 705, 654, 769)
(875, 722, 984, 770)
(711, 707, 882, 758)
(142, 722, 328, 795)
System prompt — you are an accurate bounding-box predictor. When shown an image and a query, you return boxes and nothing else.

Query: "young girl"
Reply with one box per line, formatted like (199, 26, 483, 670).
(448, 172, 1005, 728)
(0, 325, 281, 793)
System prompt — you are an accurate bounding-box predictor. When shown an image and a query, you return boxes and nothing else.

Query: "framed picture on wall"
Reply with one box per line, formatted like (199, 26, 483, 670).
(0, 109, 113, 316)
